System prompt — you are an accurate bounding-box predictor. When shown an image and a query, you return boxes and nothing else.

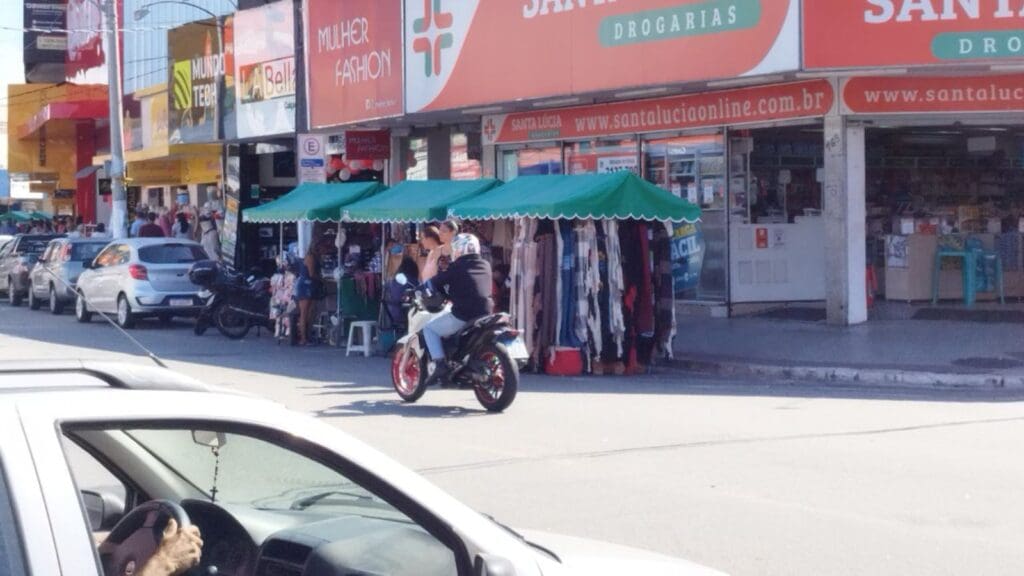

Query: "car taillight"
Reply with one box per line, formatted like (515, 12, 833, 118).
(128, 264, 149, 280)
(61, 244, 71, 262)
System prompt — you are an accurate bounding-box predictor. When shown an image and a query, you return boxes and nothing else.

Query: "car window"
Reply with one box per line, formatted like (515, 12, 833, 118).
(115, 245, 132, 266)
(18, 237, 53, 255)
(65, 424, 459, 576)
(71, 243, 108, 263)
(138, 244, 207, 264)
(93, 245, 119, 268)
(0, 459, 28, 576)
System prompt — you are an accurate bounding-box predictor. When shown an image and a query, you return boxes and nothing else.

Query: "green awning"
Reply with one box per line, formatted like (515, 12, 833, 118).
(26, 210, 52, 220)
(0, 211, 31, 223)
(448, 172, 701, 223)
(342, 179, 502, 223)
(243, 182, 385, 224)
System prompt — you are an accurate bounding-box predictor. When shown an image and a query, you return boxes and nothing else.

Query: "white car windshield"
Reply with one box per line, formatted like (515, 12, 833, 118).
(123, 428, 393, 513)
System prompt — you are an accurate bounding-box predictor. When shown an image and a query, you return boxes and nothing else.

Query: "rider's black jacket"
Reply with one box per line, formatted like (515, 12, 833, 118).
(429, 253, 493, 321)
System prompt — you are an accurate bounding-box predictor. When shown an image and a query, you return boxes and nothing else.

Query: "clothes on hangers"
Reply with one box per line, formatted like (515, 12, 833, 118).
(558, 222, 583, 348)
(603, 219, 626, 358)
(576, 220, 602, 358)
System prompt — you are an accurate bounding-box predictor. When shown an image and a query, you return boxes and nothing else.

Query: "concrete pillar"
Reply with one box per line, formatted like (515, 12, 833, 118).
(482, 144, 497, 179)
(426, 127, 451, 180)
(388, 134, 403, 184)
(823, 114, 867, 325)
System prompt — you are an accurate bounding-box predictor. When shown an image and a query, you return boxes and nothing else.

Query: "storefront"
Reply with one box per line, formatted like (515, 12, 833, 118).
(839, 74, 1024, 304)
(483, 79, 835, 307)
(804, 4, 1024, 314)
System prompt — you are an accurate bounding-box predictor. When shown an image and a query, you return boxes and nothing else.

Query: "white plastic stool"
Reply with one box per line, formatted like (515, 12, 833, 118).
(346, 321, 378, 357)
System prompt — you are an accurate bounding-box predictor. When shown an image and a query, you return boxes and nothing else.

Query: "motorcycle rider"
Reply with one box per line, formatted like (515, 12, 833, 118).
(423, 233, 492, 386)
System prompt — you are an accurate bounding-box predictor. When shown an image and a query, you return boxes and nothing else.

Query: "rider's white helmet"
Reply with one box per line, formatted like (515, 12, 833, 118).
(451, 233, 481, 260)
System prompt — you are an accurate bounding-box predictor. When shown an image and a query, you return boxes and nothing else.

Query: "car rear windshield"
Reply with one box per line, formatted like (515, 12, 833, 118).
(138, 244, 207, 264)
(71, 242, 107, 262)
(19, 237, 56, 254)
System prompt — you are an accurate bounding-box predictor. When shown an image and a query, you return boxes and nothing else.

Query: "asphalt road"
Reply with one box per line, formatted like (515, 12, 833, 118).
(2, 303, 1023, 575)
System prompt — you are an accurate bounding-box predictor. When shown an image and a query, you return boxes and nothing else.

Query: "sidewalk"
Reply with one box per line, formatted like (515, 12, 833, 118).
(671, 312, 1024, 389)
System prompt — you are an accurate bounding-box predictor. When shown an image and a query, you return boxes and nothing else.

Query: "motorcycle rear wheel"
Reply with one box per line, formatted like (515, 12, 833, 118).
(473, 343, 519, 413)
(392, 344, 427, 403)
(216, 304, 252, 340)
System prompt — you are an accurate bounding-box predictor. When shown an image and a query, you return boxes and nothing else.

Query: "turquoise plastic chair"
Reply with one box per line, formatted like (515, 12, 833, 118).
(966, 237, 1005, 305)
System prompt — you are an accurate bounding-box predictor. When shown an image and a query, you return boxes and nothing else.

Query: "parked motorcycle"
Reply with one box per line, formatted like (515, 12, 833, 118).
(189, 261, 272, 340)
(390, 274, 527, 412)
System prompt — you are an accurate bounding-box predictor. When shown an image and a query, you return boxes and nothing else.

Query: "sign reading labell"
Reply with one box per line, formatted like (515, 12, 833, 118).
(405, 0, 800, 113)
(483, 79, 834, 145)
(806, 1, 1024, 69)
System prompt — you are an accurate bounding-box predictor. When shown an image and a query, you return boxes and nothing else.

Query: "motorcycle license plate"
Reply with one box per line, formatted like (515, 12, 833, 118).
(502, 336, 529, 360)
(170, 298, 193, 307)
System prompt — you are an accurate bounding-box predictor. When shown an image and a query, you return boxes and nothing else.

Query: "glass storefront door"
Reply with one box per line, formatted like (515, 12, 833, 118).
(643, 133, 727, 302)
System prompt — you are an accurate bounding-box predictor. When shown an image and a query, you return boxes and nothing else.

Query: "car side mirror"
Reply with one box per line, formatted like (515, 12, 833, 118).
(81, 489, 125, 531)
(475, 555, 516, 576)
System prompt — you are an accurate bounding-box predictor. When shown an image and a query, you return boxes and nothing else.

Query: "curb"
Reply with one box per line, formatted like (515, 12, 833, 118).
(671, 357, 1024, 390)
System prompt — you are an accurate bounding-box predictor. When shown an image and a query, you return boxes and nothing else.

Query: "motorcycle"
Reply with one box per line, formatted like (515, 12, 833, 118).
(189, 261, 272, 340)
(390, 273, 528, 413)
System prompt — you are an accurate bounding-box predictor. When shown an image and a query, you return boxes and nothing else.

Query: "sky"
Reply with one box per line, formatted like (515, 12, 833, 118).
(0, 0, 24, 88)
(0, 0, 24, 170)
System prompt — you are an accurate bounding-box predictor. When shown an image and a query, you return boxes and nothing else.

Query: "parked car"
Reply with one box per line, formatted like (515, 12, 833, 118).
(27, 237, 110, 314)
(0, 234, 63, 306)
(0, 362, 726, 576)
(75, 238, 209, 328)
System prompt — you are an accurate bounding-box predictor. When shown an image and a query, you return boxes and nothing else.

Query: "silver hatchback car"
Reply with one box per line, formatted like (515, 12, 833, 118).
(27, 237, 110, 314)
(75, 238, 209, 328)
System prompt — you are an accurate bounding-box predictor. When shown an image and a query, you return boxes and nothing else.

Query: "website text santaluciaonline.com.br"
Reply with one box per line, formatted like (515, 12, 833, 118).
(861, 84, 1024, 105)
(571, 86, 830, 133)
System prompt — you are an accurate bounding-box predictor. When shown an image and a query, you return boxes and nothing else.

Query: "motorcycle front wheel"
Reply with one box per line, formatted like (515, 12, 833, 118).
(216, 304, 252, 340)
(473, 343, 519, 413)
(392, 344, 428, 403)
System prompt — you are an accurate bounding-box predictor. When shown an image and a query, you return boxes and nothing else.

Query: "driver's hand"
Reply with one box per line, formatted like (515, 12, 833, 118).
(140, 518, 203, 576)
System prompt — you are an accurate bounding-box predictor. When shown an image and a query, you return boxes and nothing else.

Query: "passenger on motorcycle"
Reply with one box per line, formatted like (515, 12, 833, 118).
(423, 233, 493, 386)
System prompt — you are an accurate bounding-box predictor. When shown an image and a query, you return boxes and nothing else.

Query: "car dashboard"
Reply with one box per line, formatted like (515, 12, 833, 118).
(181, 499, 457, 576)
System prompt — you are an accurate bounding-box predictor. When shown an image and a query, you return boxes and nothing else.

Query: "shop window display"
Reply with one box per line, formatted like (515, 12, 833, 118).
(403, 137, 429, 181)
(564, 138, 638, 176)
(643, 134, 725, 302)
(867, 127, 1024, 303)
(451, 132, 483, 180)
(505, 147, 563, 179)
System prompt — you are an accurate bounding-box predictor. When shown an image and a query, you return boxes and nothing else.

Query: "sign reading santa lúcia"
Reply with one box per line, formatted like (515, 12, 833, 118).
(404, 0, 800, 113)
(806, 0, 1024, 69)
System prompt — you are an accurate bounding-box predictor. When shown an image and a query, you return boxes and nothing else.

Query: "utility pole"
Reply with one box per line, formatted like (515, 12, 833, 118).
(102, 0, 127, 238)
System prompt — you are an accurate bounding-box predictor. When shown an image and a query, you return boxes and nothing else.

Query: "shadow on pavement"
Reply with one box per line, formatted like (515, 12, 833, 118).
(315, 399, 490, 419)
(4, 305, 1024, 403)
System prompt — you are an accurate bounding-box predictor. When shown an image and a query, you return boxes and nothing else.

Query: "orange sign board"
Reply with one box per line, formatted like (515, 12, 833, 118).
(843, 75, 1024, 114)
(405, 0, 800, 113)
(483, 80, 834, 145)
(805, 1, 1024, 69)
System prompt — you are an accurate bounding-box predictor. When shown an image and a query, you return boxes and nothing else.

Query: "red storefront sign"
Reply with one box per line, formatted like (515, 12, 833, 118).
(405, 0, 800, 113)
(306, 0, 403, 128)
(483, 79, 834, 145)
(843, 75, 1024, 114)
(805, 1, 1024, 69)
(345, 130, 390, 159)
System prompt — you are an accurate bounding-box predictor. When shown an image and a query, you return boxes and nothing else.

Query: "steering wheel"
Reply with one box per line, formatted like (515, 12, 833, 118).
(99, 499, 191, 576)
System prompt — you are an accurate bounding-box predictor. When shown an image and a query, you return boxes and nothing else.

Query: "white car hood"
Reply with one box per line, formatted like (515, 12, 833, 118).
(521, 530, 728, 576)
